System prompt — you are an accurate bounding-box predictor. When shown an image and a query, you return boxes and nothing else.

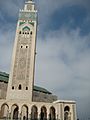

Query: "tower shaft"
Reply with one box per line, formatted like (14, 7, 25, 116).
(6, 0, 37, 101)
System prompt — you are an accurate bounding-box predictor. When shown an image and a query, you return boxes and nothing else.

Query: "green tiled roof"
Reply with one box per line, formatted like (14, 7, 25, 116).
(34, 86, 51, 94)
(0, 72, 51, 94)
(0, 72, 9, 83)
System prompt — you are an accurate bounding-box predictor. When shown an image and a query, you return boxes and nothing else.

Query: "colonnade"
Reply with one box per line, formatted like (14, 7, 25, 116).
(0, 103, 57, 120)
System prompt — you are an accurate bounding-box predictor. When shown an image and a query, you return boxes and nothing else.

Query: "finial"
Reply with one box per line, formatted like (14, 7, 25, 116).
(26, 0, 33, 3)
(28, 0, 32, 1)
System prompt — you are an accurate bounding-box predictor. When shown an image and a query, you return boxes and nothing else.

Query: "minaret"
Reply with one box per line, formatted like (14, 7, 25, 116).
(6, 0, 37, 101)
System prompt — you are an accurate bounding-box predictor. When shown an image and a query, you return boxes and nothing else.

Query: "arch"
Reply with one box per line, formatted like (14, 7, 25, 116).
(1, 103, 9, 109)
(40, 106, 47, 120)
(30, 31, 32, 35)
(19, 22, 33, 36)
(64, 106, 70, 120)
(31, 105, 38, 120)
(11, 104, 19, 120)
(0, 103, 9, 119)
(22, 26, 30, 31)
(21, 105, 28, 120)
(64, 106, 70, 112)
(19, 31, 21, 34)
(49, 106, 56, 120)
(12, 86, 14, 89)
(26, 87, 28, 90)
(18, 84, 22, 90)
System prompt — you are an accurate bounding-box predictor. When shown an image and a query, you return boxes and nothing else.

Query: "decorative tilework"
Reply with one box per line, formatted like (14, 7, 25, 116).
(22, 26, 30, 31)
(19, 22, 25, 26)
(28, 22, 34, 26)
(19, 12, 37, 21)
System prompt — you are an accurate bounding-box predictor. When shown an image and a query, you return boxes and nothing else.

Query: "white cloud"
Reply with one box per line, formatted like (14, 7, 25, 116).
(0, 0, 90, 119)
(35, 27, 90, 118)
(37, 0, 90, 31)
(0, 0, 25, 20)
(0, 23, 15, 72)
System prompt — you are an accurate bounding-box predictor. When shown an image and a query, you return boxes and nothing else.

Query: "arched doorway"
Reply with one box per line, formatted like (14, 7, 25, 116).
(31, 105, 38, 120)
(64, 106, 70, 120)
(49, 107, 56, 120)
(0, 103, 9, 119)
(21, 105, 28, 120)
(11, 104, 19, 120)
(40, 106, 47, 120)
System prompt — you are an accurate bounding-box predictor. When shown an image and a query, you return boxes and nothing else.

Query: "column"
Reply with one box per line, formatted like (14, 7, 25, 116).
(72, 104, 77, 120)
(7, 109, 9, 120)
(18, 107, 21, 120)
(38, 108, 41, 120)
(28, 113, 31, 120)
(60, 103, 64, 120)
(29, 106, 31, 120)
(47, 108, 50, 120)
(8, 106, 12, 120)
(55, 109, 58, 120)
(8, 112, 11, 120)
(18, 112, 21, 120)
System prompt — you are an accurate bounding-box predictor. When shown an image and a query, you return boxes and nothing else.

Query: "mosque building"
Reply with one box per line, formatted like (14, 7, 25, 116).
(0, 0, 77, 120)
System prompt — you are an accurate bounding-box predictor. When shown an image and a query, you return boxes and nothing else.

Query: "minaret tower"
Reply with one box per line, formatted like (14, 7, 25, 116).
(6, 0, 37, 101)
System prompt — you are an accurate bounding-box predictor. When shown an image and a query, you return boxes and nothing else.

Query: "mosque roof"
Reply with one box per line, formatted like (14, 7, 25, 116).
(0, 71, 51, 94)
(0, 71, 9, 83)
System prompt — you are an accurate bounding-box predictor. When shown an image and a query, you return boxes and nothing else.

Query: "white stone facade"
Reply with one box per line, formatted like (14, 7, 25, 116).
(6, 0, 37, 102)
(0, 99, 76, 120)
(0, 0, 77, 120)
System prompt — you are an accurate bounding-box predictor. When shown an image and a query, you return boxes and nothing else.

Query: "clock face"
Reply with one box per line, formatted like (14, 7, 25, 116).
(19, 12, 36, 20)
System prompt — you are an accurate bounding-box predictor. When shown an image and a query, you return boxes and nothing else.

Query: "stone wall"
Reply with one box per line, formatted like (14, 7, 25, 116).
(0, 82, 7, 99)
(0, 81, 57, 102)
(33, 91, 57, 103)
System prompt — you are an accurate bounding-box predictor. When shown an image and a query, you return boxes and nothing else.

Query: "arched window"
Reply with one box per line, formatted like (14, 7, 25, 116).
(26, 46, 28, 48)
(49, 106, 56, 120)
(19, 31, 21, 34)
(26, 87, 28, 90)
(31, 105, 38, 120)
(12, 86, 14, 90)
(64, 106, 70, 120)
(11, 105, 19, 119)
(30, 31, 32, 35)
(40, 106, 47, 120)
(0, 104, 9, 119)
(21, 105, 28, 120)
(64, 106, 70, 112)
(18, 84, 22, 90)
(21, 46, 23, 48)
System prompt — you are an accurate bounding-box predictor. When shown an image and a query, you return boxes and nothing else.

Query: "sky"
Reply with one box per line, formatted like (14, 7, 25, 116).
(0, 0, 90, 119)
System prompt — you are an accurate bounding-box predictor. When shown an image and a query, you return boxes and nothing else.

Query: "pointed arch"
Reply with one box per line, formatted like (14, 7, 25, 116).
(18, 84, 22, 90)
(31, 105, 38, 120)
(21, 105, 28, 120)
(64, 106, 70, 112)
(40, 106, 47, 120)
(22, 26, 30, 31)
(64, 106, 70, 120)
(49, 106, 56, 120)
(0, 103, 9, 119)
(11, 104, 19, 120)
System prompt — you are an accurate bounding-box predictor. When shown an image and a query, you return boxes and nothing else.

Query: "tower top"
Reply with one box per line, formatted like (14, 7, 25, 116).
(23, 0, 36, 11)
(26, 0, 33, 3)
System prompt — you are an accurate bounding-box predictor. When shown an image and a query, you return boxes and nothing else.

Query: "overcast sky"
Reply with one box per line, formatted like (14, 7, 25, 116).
(0, 0, 90, 119)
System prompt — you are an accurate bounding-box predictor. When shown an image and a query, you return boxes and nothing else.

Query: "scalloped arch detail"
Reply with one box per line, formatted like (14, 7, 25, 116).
(22, 26, 30, 31)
